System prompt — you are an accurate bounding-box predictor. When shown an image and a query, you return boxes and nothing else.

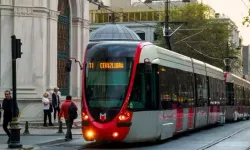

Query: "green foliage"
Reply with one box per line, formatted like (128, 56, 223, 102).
(155, 3, 241, 71)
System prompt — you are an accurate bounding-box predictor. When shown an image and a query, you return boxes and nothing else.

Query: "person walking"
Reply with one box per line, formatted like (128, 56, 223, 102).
(2, 90, 19, 144)
(42, 92, 54, 127)
(59, 95, 78, 141)
(52, 87, 61, 123)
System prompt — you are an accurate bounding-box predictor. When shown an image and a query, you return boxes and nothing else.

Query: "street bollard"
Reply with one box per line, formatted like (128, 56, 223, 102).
(23, 121, 30, 135)
(57, 121, 63, 133)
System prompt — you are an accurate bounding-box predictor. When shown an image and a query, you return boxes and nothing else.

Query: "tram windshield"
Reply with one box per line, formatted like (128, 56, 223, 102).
(85, 43, 137, 109)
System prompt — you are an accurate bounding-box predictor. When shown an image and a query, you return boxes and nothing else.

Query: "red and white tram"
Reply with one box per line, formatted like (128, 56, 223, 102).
(64, 41, 250, 143)
(224, 72, 250, 121)
(77, 41, 229, 143)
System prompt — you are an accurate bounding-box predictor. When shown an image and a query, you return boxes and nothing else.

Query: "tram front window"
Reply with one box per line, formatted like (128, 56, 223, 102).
(85, 58, 132, 108)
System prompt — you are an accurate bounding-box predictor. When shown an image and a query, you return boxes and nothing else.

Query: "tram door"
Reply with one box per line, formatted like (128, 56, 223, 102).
(127, 64, 159, 140)
(144, 64, 160, 138)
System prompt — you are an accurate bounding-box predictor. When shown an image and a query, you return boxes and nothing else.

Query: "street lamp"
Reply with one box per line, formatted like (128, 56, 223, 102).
(223, 57, 237, 72)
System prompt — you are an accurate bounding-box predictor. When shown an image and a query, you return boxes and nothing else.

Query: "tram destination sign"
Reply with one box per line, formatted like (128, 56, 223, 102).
(88, 62, 125, 70)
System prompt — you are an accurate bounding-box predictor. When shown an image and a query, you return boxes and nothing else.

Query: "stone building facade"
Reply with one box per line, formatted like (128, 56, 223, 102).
(0, 0, 89, 121)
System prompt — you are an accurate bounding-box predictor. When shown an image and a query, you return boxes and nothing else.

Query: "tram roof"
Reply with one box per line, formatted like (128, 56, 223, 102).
(225, 72, 250, 88)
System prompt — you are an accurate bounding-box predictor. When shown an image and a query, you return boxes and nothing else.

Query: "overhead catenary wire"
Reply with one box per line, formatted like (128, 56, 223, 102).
(172, 29, 204, 45)
(240, 0, 249, 9)
(88, 0, 225, 61)
(138, 1, 230, 61)
(183, 41, 222, 60)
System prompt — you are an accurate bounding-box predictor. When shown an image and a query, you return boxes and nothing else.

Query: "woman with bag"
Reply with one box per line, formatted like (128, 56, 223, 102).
(42, 92, 54, 127)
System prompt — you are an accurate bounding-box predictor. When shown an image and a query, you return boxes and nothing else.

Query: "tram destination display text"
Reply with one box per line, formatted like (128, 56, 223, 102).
(88, 62, 125, 69)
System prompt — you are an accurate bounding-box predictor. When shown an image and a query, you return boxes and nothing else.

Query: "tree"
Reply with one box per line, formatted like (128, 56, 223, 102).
(155, 3, 241, 71)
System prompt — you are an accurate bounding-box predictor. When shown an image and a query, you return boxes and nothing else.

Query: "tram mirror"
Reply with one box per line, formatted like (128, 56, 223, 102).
(144, 58, 152, 74)
(65, 60, 72, 72)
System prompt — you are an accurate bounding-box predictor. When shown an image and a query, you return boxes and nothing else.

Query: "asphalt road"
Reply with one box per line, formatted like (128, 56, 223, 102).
(39, 120, 250, 150)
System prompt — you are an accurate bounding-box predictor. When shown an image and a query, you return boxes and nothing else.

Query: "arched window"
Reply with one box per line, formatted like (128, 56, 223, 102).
(57, 0, 71, 95)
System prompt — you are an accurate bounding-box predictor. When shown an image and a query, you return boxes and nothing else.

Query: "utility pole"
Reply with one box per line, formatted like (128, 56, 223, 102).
(165, 0, 171, 50)
(226, 42, 230, 72)
(164, 0, 190, 50)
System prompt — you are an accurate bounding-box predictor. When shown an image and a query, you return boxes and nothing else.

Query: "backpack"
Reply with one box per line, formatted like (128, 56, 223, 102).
(68, 102, 78, 120)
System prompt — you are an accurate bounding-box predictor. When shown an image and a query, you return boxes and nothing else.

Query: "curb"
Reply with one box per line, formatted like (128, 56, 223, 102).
(36, 138, 66, 146)
(0, 145, 35, 150)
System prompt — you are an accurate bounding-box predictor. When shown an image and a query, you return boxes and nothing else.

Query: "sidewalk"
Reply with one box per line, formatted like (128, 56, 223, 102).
(0, 134, 83, 150)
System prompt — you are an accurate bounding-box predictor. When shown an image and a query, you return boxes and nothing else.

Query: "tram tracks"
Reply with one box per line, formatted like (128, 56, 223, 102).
(197, 126, 250, 150)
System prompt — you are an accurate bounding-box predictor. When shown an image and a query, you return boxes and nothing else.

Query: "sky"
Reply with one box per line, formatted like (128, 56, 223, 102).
(198, 0, 250, 45)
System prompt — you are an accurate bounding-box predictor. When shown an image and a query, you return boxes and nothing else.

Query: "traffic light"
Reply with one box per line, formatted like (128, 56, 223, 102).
(16, 39, 22, 58)
(11, 35, 23, 59)
(65, 60, 72, 72)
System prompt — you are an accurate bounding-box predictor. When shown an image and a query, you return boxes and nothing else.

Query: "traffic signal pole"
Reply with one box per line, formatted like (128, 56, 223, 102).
(9, 35, 22, 149)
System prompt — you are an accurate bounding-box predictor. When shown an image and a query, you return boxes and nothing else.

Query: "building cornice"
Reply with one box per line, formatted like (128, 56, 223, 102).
(0, 6, 59, 20)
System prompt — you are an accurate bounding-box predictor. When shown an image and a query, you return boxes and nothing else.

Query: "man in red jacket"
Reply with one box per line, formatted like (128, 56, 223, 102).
(59, 95, 78, 141)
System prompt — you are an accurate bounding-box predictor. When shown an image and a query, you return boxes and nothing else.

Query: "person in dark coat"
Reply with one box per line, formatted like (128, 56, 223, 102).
(52, 87, 61, 122)
(2, 90, 19, 144)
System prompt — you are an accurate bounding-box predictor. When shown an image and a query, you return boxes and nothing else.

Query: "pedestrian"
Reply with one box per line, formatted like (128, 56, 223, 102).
(52, 87, 61, 123)
(59, 95, 78, 141)
(42, 92, 54, 127)
(2, 90, 19, 144)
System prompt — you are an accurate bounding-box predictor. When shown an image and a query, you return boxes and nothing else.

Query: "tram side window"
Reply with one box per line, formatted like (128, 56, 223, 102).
(236, 85, 241, 106)
(128, 64, 146, 110)
(226, 83, 234, 105)
(159, 66, 194, 110)
(220, 80, 226, 106)
(208, 77, 221, 106)
(239, 86, 244, 106)
(209, 77, 214, 105)
(215, 79, 220, 104)
(243, 88, 246, 106)
(159, 66, 174, 110)
(187, 72, 195, 107)
(196, 74, 208, 107)
(247, 89, 250, 106)
(234, 85, 239, 106)
(176, 70, 187, 108)
(209, 77, 215, 105)
(176, 70, 194, 108)
(245, 89, 248, 106)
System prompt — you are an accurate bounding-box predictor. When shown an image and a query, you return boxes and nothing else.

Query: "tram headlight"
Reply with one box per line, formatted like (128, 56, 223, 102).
(118, 110, 132, 121)
(112, 132, 119, 138)
(82, 112, 89, 121)
(86, 130, 94, 138)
